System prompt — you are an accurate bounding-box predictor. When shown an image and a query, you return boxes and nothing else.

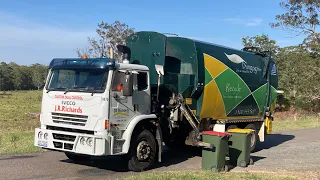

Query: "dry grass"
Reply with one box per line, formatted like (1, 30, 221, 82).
(273, 111, 320, 131)
(0, 90, 42, 155)
(0, 90, 41, 131)
(0, 130, 41, 155)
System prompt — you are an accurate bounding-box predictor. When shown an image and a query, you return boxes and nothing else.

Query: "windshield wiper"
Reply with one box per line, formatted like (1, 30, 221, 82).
(88, 89, 97, 96)
(65, 87, 89, 94)
(64, 88, 70, 94)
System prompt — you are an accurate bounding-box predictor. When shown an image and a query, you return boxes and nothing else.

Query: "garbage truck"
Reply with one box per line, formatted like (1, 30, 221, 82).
(34, 31, 278, 171)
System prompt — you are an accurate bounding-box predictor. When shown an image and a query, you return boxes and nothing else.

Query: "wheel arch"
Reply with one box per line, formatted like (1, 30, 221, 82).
(121, 114, 158, 154)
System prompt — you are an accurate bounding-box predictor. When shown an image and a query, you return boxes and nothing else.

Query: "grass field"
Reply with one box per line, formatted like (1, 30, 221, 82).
(0, 90, 319, 155)
(124, 171, 299, 180)
(273, 117, 320, 131)
(0, 90, 42, 155)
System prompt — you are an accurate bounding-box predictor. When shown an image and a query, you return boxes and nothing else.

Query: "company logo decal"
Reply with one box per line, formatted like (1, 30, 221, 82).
(54, 100, 82, 113)
(113, 108, 129, 119)
(54, 105, 82, 113)
(224, 53, 246, 64)
(62, 101, 76, 105)
(224, 53, 262, 74)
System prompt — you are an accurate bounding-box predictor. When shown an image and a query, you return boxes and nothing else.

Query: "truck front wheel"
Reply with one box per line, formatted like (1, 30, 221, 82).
(128, 129, 157, 172)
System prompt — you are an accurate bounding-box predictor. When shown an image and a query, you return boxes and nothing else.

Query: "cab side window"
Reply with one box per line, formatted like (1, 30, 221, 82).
(137, 72, 148, 91)
(111, 71, 125, 91)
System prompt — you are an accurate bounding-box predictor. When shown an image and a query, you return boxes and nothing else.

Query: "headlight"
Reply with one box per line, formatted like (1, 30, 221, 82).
(80, 137, 86, 145)
(86, 137, 93, 147)
(43, 133, 48, 140)
(38, 131, 43, 139)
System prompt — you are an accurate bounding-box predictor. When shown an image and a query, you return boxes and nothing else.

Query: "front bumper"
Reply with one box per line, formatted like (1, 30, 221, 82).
(34, 128, 112, 156)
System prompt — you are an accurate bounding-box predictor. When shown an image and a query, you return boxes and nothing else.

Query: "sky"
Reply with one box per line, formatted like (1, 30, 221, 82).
(0, 0, 306, 65)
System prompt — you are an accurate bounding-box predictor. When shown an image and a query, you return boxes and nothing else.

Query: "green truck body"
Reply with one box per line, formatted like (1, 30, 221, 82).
(126, 31, 278, 121)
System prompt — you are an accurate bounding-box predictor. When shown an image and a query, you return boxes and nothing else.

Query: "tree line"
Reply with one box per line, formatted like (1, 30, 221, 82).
(0, 62, 47, 91)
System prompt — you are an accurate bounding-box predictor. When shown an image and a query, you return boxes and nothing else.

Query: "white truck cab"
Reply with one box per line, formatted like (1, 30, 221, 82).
(34, 58, 162, 171)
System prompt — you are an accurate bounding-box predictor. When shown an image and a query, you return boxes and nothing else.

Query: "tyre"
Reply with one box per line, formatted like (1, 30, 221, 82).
(127, 129, 157, 172)
(65, 152, 90, 161)
(245, 123, 258, 153)
(224, 165, 230, 172)
(249, 158, 254, 165)
(239, 160, 247, 168)
(211, 167, 219, 172)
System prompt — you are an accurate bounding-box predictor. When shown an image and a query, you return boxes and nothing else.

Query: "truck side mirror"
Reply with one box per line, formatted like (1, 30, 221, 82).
(123, 73, 133, 96)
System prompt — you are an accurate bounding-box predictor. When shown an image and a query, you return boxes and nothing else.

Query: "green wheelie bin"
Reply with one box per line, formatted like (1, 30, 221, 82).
(227, 128, 254, 167)
(201, 131, 232, 172)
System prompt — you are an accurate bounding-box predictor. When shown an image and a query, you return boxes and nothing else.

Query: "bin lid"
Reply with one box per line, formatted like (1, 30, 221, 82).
(202, 131, 231, 137)
(227, 128, 254, 134)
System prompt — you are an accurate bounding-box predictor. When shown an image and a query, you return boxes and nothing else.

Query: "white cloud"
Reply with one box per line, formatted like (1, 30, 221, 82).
(0, 12, 96, 65)
(224, 18, 263, 26)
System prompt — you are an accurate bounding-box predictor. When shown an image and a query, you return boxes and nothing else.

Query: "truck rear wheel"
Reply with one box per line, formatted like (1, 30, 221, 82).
(65, 152, 90, 161)
(245, 123, 258, 152)
(128, 129, 157, 172)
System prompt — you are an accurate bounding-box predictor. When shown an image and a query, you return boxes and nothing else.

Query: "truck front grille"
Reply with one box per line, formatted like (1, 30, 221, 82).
(51, 112, 88, 126)
(53, 141, 74, 150)
(52, 133, 76, 142)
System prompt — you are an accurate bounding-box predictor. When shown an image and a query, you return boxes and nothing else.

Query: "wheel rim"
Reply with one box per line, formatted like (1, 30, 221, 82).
(136, 140, 151, 161)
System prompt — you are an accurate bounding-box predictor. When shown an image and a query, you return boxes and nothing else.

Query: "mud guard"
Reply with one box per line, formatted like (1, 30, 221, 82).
(258, 122, 265, 142)
(121, 114, 157, 154)
(156, 124, 163, 162)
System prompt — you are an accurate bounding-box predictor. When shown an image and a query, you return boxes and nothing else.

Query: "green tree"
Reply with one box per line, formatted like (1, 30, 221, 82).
(277, 46, 320, 111)
(0, 62, 14, 91)
(30, 63, 48, 90)
(76, 21, 135, 61)
(270, 0, 320, 52)
(9, 62, 24, 90)
(242, 34, 280, 58)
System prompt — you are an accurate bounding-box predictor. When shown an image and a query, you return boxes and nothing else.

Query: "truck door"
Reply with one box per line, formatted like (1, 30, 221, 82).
(132, 71, 151, 115)
(109, 70, 135, 127)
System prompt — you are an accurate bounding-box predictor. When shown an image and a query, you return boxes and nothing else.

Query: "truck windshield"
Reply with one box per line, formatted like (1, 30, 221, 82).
(46, 69, 108, 93)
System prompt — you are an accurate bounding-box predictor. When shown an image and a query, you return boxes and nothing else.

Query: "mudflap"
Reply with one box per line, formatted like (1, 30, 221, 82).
(265, 117, 273, 134)
(258, 121, 265, 142)
(156, 124, 163, 163)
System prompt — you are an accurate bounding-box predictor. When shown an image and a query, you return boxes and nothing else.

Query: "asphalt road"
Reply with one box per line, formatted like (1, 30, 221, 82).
(1, 127, 320, 180)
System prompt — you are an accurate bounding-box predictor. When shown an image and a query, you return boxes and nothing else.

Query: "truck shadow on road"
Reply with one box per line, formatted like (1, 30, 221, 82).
(0, 155, 35, 161)
(254, 133, 295, 152)
(60, 133, 294, 173)
(60, 146, 202, 173)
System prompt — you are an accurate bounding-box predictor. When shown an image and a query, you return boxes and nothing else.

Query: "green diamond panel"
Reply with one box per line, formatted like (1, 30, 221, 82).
(252, 83, 267, 112)
(204, 68, 213, 86)
(215, 69, 252, 114)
